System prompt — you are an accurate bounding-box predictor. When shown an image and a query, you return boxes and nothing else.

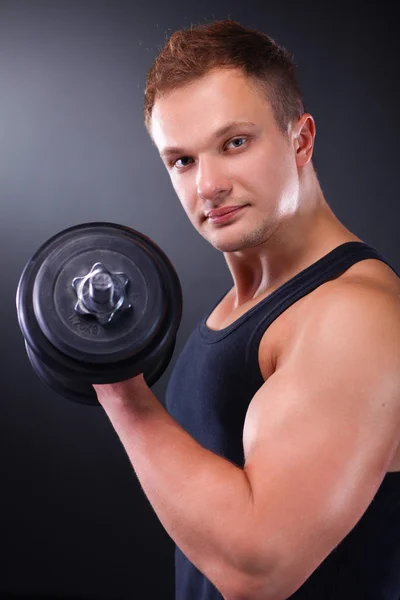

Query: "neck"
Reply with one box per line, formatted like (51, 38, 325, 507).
(225, 171, 363, 308)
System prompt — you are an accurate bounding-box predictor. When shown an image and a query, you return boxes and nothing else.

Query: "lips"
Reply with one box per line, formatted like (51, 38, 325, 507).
(206, 206, 244, 219)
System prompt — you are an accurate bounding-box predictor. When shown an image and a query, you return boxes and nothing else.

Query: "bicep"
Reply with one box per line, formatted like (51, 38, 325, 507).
(241, 288, 400, 596)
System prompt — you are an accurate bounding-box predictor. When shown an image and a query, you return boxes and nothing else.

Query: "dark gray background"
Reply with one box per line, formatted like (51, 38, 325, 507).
(0, 1, 398, 598)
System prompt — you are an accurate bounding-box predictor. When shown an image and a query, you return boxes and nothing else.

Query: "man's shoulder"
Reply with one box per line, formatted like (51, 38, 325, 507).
(316, 262, 399, 312)
(268, 262, 400, 374)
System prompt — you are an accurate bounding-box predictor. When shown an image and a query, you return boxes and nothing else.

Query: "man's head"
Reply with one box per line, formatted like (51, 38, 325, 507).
(144, 20, 318, 253)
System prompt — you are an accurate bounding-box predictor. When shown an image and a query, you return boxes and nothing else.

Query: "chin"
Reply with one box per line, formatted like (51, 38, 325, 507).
(209, 236, 251, 253)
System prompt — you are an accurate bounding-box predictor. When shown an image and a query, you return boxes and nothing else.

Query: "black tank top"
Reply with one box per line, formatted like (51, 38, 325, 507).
(165, 241, 400, 600)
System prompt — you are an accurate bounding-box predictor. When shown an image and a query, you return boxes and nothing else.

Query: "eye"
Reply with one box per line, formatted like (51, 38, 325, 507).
(226, 136, 248, 149)
(172, 156, 193, 170)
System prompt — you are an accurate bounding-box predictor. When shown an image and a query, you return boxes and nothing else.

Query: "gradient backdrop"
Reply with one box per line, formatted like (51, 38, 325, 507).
(0, 1, 398, 598)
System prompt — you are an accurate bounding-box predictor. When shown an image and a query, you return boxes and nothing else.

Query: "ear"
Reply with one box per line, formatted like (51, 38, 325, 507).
(293, 114, 316, 167)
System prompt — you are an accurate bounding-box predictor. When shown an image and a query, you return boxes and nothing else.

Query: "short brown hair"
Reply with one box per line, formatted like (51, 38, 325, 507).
(144, 20, 305, 137)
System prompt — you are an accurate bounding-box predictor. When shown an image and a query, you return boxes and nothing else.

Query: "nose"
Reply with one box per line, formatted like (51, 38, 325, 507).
(196, 156, 232, 202)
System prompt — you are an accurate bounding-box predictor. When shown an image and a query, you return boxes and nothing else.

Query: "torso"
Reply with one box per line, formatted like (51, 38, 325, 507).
(206, 254, 400, 473)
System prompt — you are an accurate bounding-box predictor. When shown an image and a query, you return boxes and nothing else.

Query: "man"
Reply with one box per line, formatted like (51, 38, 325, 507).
(93, 20, 400, 600)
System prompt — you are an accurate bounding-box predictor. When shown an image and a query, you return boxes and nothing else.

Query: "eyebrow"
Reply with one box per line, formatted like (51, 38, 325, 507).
(160, 121, 257, 159)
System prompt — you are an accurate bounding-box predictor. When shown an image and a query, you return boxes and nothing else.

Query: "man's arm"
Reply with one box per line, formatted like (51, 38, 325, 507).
(94, 379, 266, 600)
(241, 283, 400, 598)
(95, 283, 400, 600)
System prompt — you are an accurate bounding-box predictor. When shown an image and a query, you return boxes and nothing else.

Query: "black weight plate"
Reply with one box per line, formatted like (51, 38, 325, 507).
(25, 342, 99, 405)
(32, 225, 167, 363)
(144, 337, 177, 388)
(32, 282, 179, 386)
(17, 222, 183, 395)
(17, 223, 182, 368)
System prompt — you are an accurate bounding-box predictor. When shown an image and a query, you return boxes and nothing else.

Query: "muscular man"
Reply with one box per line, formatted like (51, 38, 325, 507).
(93, 20, 400, 600)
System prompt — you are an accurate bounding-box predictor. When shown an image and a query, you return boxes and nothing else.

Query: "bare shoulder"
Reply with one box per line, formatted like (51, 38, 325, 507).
(260, 258, 400, 378)
(315, 258, 399, 320)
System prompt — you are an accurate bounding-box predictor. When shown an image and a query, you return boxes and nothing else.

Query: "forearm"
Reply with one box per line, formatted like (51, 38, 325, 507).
(97, 379, 261, 596)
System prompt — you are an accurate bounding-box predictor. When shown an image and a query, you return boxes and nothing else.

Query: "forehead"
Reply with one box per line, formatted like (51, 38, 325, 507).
(151, 69, 273, 152)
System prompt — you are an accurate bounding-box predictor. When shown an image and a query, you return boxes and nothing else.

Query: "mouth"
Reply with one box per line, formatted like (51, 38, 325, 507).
(206, 205, 248, 225)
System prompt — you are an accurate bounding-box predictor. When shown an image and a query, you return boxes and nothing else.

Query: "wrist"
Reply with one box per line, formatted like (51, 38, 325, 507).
(94, 374, 159, 417)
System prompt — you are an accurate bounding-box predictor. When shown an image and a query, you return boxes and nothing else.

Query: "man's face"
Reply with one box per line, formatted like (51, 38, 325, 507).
(151, 68, 301, 253)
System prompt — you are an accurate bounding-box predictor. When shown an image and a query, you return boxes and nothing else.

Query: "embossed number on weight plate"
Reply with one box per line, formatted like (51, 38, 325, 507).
(68, 314, 99, 336)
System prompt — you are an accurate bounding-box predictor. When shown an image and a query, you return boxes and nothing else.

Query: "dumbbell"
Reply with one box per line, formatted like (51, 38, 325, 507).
(16, 222, 183, 406)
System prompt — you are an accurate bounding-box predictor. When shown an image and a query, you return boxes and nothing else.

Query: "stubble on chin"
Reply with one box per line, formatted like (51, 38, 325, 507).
(205, 220, 272, 253)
